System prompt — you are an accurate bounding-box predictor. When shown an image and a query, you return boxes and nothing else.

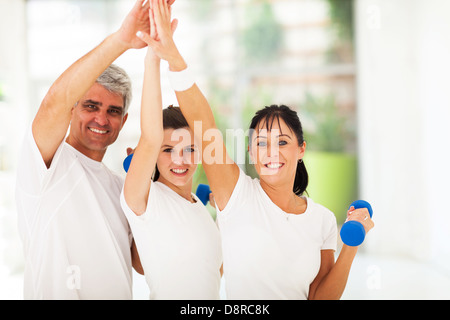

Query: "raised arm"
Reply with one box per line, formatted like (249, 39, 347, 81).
(32, 0, 152, 167)
(141, 0, 240, 210)
(122, 13, 167, 216)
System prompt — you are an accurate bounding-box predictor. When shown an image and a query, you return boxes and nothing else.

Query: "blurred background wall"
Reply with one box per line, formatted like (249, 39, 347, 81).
(353, 0, 450, 298)
(0, 0, 449, 299)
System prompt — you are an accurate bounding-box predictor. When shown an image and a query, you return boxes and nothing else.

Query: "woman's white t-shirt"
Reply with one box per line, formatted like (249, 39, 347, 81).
(120, 181, 222, 300)
(216, 168, 337, 300)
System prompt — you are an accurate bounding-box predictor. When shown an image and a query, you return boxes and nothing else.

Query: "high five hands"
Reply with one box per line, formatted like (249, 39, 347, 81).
(115, 0, 176, 51)
(136, 0, 187, 71)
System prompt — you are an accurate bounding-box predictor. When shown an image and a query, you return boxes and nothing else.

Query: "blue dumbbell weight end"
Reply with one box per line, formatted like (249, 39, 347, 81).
(340, 200, 373, 247)
(123, 153, 134, 173)
(196, 184, 211, 206)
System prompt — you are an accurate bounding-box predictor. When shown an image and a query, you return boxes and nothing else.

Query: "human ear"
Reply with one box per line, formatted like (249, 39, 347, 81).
(298, 140, 306, 161)
(120, 113, 129, 130)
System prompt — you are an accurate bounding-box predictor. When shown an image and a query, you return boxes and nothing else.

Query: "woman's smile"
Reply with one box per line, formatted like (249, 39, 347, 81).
(170, 167, 189, 176)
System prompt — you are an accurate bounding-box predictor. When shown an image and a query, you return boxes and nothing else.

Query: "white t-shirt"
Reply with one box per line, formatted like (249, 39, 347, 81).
(15, 127, 133, 300)
(120, 181, 222, 300)
(216, 168, 337, 300)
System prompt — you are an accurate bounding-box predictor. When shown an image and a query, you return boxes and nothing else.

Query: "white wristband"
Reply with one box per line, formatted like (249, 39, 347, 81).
(168, 66, 195, 92)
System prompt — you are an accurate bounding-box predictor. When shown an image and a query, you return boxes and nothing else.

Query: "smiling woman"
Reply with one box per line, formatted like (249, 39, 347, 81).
(154, 126, 198, 191)
(151, 106, 200, 185)
(143, 0, 374, 298)
(248, 105, 307, 196)
(119, 2, 222, 298)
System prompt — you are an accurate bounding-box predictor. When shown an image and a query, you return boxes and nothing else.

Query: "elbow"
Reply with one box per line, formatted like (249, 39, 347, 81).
(308, 285, 344, 300)
(137, 135, 163, 150)
(133, 263, 145, 276)
(308, 292, 342, 300)
(131, 241, 145, 275)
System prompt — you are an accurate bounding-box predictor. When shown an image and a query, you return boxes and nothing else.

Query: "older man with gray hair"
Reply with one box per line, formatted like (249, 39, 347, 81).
(14, 0, 170, 299)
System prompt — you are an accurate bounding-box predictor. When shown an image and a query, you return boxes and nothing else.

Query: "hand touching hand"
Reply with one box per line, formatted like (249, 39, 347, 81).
(116, 0, 152, 50)
(136, 0, 185, 71)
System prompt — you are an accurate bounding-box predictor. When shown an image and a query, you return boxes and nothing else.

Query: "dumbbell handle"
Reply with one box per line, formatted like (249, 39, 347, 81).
(196, 184, 211, 206)
(340, 200, 373, 247)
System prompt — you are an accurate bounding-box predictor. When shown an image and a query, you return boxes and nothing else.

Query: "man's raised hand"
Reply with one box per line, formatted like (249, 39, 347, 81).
(115, 0, 152, 50)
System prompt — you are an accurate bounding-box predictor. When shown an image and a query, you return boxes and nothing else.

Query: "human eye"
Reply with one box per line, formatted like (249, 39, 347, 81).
(256, 140, 267, 147)
(83, 104, 97, 111)
(108, 109, 122, 115)
(163, 148, 174, 153)
(279, 140, 288, 146)
(184, 146, 195, 153)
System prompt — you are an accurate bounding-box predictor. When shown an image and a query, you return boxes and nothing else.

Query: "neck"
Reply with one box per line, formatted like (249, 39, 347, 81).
(157, 176, 194, 203)
(65, 136, 106, 162)
(260, 179, 305, 214)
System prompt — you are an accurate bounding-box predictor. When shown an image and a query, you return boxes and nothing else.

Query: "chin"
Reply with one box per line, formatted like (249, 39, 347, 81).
(85, 142, 109, 152)
(169, 177, 187, 185)
(164, 173, 194, 187)
(259, 173, 282, 184)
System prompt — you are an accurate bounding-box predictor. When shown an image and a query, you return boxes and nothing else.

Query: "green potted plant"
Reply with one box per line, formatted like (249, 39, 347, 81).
(240, 0, 283, 65)
(301, 93, 357, 225)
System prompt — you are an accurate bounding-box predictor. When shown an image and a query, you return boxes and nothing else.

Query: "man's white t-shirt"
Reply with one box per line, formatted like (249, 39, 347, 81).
(120, 181, 222, 300)
(15, 127, 133, 300)
(216, 168, 337, 300)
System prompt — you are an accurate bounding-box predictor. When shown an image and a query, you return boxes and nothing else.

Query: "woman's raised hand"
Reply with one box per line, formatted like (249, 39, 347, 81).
(136, 0, 186, 70)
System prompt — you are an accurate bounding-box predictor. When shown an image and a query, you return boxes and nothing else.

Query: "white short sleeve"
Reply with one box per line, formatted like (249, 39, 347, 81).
(16, 125, 65, 196)
(215, 167, 249, 219)
(321, 210, 338, 251)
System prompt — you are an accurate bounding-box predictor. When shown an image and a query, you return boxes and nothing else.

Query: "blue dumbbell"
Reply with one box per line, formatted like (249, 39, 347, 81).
(196, 184, 211, 206)
(340, 200, 373, 247)
(123, 153, 134, 173)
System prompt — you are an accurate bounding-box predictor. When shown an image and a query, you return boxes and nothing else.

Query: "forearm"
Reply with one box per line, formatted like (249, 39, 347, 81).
(123, 53, 163, 216)
(144, 0, 240, 209)
(166, 54, 217, 130)
(40, 32, 128, 111)
(174, 85, 217, 132)
(311, 245, 358, 300)
(172, 67, 239, 209)
(140, 54, 163, 141)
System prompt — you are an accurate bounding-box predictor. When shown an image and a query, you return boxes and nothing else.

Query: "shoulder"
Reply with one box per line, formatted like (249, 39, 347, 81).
(305, 197, 337, 224)
(237, 167, 261, 190)
(215, 167, 258, 217)
(232, 167, 262, 201)
(146, 181, 178, 205)
(109, 167, 125, 185)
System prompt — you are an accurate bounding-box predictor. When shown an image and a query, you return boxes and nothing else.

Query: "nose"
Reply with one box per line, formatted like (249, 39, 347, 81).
(266, 141, 276, 157)
(94, 110, 109, 127)
(171, 149, 184, 165)
(266, 143, 272, 157)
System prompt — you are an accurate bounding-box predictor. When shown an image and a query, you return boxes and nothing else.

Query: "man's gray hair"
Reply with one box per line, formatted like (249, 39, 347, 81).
(96, 64, 132, 114)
